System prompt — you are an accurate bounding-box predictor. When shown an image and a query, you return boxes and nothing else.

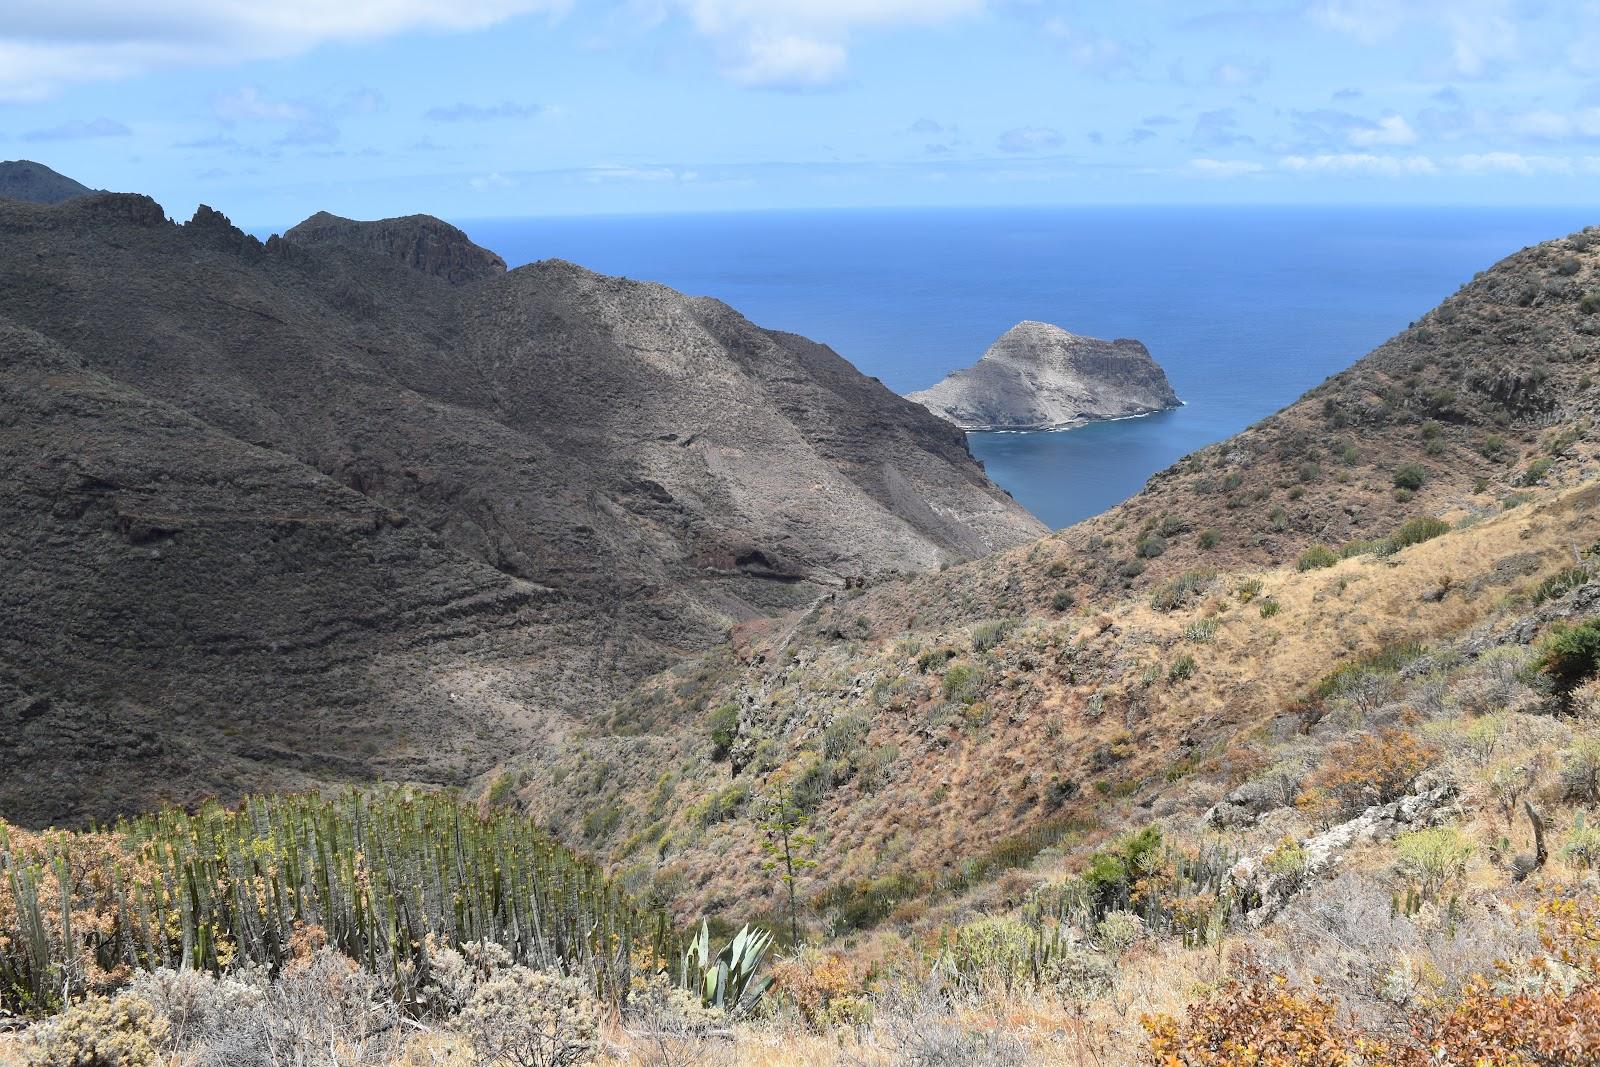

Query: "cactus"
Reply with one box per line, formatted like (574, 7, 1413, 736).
(0, 790, 677, 1016)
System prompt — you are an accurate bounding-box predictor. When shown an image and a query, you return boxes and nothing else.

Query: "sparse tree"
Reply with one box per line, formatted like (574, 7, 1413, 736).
(758, 779, 817, 946)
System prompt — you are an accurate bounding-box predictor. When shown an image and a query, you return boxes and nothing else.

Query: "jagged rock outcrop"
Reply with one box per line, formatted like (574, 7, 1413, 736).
(907, 321, 1180, 431)
(0, 186, 1043, 825)
(0, 160, 97, 205)
(1227, 777, 1460, 925)
(282, 210, 508, 284)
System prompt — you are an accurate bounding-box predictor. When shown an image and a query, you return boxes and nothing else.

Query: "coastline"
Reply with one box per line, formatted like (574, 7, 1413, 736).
(958, 398, 1187, 435)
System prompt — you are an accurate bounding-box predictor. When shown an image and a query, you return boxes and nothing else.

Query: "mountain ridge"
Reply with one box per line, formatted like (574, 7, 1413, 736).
(0, 183, 1044, 826)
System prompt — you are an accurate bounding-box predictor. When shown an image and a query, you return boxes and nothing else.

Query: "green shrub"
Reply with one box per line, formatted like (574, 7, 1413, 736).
(971, 618, 1017, 652)
(25, 993, 169, 1067)
(1312, 640, 1427, 701)
(1150, 570, 1214, 612)
(1561, 813, 1600, 869)
(1581, 290, 1600, 314)
(1388, 516, 1450, 551)
(1532, 567, 1593, 605)
(1135, 534, 1168, 559)
(1119, 559, 1147, 579)
(1167, 655, 1197, 682)
(823, 713, 868, 763)
(1051, 590, 1075, 612)
(1393, 464, 1427, 491)
(707, 703, 741, 760)
(1081, 827, 1163, 913)
(1297, 544, 1339, 571)
(1521, 456, 1554, 485)
(942, 662, 985, 705)
(1395, 826, 1473, 900)
(1480, 434, 1508, 461)
(1539, 620, 1600, 695)
(457, 967, 600, 1067)
(1198, 529, 1219, 550)
(1259, 598, 1282, 618)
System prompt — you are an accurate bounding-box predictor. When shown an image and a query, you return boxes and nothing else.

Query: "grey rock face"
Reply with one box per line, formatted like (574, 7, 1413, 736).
(0, 160, 96, 205)
(907, 321, 1180, 431)
(0, 191, 1044, 825)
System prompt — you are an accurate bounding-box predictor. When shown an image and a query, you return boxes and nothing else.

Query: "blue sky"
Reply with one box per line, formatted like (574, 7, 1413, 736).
(4, 1, 1600, 226)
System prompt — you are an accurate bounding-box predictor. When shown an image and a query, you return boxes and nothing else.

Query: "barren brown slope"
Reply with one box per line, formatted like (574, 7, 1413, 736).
(536, 224, 1600, 922)
(0, 322, 560, 825)
(0, 191, 1041, 826)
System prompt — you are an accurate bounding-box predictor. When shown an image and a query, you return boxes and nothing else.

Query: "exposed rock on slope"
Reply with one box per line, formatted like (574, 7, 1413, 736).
(283, 211, 508, 284)
(0, 160, 95, 205)
(908, 321, 1180, 431)
(0, 190, 1043, 826)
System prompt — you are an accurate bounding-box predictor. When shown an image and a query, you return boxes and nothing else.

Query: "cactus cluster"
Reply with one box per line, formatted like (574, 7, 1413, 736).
(0, 790, 676, 1016)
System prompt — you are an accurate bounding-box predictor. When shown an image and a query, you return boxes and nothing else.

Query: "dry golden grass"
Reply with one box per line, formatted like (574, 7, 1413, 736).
(631, 477, 1598, 921)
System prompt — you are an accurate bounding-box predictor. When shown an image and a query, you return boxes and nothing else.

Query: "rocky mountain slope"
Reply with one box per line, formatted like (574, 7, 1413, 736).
(555, 224, 1600, 922)
(0, 160, 95, 205)
(0, 187, 1043, 826)
(907, 321, 1179, 431)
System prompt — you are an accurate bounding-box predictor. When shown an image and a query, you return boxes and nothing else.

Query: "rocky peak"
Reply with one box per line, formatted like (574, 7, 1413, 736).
(0, 160, 96, 205)
(908, 320, 1180, 431)
(282, 211, 507, 285)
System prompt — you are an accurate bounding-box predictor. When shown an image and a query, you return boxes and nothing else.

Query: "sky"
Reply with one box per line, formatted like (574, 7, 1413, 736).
(3, 1, 1600, 226)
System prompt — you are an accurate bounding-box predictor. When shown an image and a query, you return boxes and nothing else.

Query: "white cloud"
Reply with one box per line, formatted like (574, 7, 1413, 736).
(1186, 158, 1265, 177)
(1308, 0, 1520, 79)
(0, 0, 571, 100)
(1041, 19, 1143, 75)
(1281, 153, 1438, 175)
(213, 86, 308, 123)
(725, 35, 847, 88)
(670, 0, 987, 88)
(1451, 152, 1600, 175)
(582, 165, 695, 182)
(1210, 59, 1269, 88)
(469, 171, 516, 190)
(1500, 107, 1600, 141)
(426, 101, 551, 121)
(1348, 114, 1418, 146)
(21, 116, 130, 141)
(997, 127, 1064, 153)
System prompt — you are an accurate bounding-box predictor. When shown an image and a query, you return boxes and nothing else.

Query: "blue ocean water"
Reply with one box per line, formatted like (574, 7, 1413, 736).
(463, 207, 1595, 529)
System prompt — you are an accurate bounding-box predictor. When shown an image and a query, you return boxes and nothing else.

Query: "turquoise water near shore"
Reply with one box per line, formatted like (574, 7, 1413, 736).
(460, 206, 1595, 529)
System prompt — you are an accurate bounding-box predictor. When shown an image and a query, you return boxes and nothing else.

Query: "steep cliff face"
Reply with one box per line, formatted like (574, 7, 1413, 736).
(0, 190, 1043, 825)
(908, 321, 1180, 431)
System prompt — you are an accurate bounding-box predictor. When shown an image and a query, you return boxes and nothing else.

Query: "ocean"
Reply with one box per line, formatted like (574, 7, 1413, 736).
(459, 206, 1595, 529)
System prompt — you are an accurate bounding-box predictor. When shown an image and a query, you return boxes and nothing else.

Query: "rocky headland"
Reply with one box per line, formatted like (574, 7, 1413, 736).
(908, 320, 1180, 431)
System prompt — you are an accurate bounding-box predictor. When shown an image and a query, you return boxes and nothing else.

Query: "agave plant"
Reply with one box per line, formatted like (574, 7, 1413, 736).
(680, 921, 773, 1015)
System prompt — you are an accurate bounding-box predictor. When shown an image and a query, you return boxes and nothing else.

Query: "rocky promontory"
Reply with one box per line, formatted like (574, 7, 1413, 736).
(908, 321, 1180, 431)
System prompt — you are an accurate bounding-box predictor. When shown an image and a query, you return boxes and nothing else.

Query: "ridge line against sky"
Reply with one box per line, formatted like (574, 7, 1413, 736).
(3, 1, 1600, 224)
